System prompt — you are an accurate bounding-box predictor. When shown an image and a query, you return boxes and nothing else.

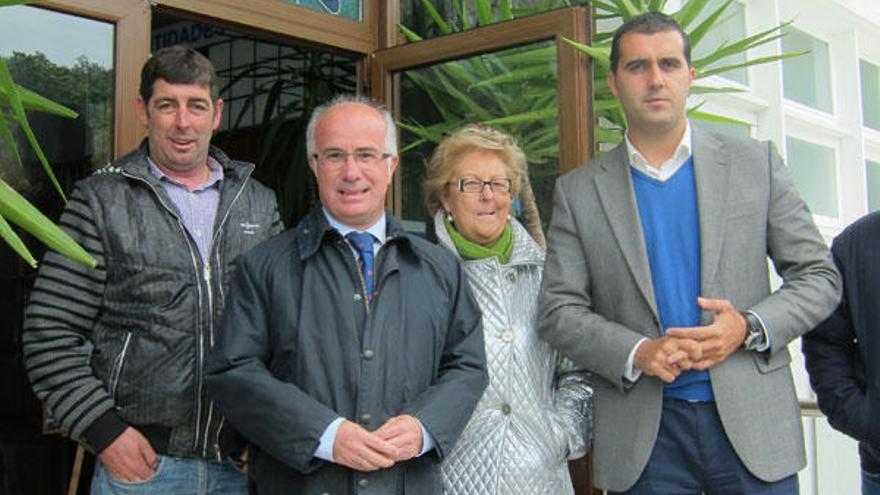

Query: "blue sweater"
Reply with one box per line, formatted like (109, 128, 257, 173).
(632, 158, 713, 401)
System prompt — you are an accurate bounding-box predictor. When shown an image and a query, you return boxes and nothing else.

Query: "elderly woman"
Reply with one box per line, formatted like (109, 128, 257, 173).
(424, 124, 592, 494)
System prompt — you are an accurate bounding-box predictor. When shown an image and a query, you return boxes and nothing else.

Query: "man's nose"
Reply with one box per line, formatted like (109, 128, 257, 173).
(340, 154, 362, 178)
(175, 108, 191, 128)
(648, 63, 664, 87)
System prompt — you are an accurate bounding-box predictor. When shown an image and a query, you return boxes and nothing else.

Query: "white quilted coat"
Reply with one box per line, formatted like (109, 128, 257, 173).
(435, 212, 593, 495)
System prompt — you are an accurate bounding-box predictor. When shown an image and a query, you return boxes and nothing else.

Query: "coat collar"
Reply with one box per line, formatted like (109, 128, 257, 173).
(295, 206, 412, 261)
(432, 210, 544, 266)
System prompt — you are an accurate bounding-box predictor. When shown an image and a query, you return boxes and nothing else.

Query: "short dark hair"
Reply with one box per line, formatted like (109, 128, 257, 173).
(139, 45, 218, 104)
(610, 12, 691, 74)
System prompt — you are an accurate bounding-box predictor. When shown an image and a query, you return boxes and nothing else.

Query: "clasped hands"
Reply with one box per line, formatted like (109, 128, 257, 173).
(634, 297, 748, 383)
(332, 414, 423, 472)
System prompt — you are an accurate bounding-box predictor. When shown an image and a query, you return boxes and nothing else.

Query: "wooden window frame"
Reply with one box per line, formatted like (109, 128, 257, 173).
(369, 6, 593, 214)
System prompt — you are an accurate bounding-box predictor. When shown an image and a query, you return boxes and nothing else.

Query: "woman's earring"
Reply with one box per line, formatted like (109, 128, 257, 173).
(445, 210, 454, 222)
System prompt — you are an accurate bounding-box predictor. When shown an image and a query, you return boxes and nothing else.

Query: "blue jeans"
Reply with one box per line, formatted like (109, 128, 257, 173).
(611, 398, 799, 495)
(91, 455, 246, 495)
(864, 469, 880, 495)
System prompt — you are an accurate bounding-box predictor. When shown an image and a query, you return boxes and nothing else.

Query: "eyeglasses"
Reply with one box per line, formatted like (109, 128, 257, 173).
(454, 178, 513, 195)
(313, 149, 392, 168)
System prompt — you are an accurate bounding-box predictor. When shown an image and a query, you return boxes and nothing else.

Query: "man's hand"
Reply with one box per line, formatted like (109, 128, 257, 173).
(634, 336, 702, 383)
(332, 420, 397, 472)
(98, 427, 157, 482)
(665, 297, 748, 370)
(375, 415, 423, 461)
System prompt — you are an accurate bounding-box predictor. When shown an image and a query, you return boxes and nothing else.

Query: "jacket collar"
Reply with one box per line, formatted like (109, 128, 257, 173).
(432, 210, 544, 266)
(296, 206, 412, 261)
(119, 139, 253, 185)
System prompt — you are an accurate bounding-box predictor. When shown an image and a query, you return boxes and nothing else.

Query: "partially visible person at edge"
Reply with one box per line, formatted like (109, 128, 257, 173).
(422, 124, 593, 495)
(22, 44, 282, 494)
(537, 12, 841, 495)
(205, 95, 488, 495)
(803, 210, 880, 495)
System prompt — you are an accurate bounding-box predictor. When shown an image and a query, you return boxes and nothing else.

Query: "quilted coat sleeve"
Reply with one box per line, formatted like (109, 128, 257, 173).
(552, 357, 593, 460)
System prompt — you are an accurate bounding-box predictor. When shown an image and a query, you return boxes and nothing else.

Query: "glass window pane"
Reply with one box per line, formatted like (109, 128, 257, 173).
(692, 0, 747, 84)
(867, 160, 880, 212)
(277, 0, 361, 21)
(400, 1, 590, 40)
(0, 5, 114, 197)
(785, 136, 838, 218)
(782, 28, 833, 113)
(861, 60, 880, 131)
(397, 40, 559, 233)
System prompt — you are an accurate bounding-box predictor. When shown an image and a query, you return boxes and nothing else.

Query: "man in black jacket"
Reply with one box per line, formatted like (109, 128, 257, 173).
(23, 45, 282, 493)
(803, 210, 880, 495)
(206, 95, 488, 495)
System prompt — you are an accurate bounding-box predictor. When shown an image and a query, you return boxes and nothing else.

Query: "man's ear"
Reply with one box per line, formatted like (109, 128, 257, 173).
(387, 156, 399, 183)
(136, 96, 150, 127)
(212, 98, 224, 130)
(607, 71, 619, 99)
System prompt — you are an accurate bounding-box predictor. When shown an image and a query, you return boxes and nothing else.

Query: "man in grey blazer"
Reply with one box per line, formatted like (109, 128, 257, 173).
(538, 12, 841, 494)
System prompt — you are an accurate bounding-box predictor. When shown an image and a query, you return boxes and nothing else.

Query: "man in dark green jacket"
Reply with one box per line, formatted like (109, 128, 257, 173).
(206, 95, 488, 495)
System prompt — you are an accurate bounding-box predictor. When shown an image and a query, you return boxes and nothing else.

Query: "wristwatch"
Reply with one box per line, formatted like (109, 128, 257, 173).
(741, 311, 765, 351)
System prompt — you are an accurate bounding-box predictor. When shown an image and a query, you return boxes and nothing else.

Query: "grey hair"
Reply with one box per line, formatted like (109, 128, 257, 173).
(305, 94, 398, 159)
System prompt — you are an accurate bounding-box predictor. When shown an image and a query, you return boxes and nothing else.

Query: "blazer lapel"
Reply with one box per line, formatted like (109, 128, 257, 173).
(692, 128, 729, 296)
(595, 144, 659, 319)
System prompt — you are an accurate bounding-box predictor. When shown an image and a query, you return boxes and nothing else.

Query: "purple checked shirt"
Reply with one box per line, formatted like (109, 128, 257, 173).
(148, 157, 223, 261)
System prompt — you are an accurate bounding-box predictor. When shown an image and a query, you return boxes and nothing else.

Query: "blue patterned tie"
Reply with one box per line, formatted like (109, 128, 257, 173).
(346, 232, 375, 298)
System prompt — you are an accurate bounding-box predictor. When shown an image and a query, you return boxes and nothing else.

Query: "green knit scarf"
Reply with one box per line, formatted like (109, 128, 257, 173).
(444, 218, 513, 264)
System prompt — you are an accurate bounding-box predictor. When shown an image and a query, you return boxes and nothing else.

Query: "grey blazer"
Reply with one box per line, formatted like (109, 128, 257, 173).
(538, 127, 841, 491)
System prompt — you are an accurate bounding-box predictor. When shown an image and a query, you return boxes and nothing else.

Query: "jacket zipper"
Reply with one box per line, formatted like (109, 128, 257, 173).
(109, 332, 133, 401)
(122, 169, 250, 458)
(206, 181, 249, 459)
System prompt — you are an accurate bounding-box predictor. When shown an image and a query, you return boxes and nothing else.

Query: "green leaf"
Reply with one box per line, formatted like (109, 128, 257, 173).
(469, 65, 555, 89)
(0, 112, 23, 169)
(615, 0, 642, 19)
(0, 0, 38, 5)
(397, 23, 424, 43)
(687, 108, 751, 127)
(689, 84, 745, 94)
(591, 0, 623, 15)
(0, 58, 66, 201)
(0, 212, 36, 268)
(420, 0, 452, 34)
(457, 0, 471, 30)
(647, 0, 667, 11)
(0, 179, 96, 267)
(698, 51, 806, 79)
(673, 0, 710, 30)
(562, 38, 611, 70)
(0, 85, 79, 118)
(475, 0, 493, 26)
(499, 0, 513, 21)
(482, 107, 557, 126)
(692, 21, 792, 69)
(687, 0, 733, 48)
